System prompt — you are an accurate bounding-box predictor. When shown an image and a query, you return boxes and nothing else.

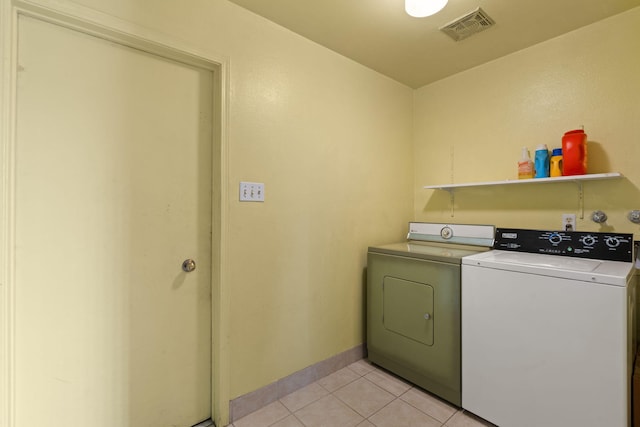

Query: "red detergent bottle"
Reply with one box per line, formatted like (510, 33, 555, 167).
(561, 129, 587, 176)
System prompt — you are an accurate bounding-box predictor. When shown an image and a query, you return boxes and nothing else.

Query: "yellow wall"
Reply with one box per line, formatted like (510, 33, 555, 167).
(414, 7, 640, 239)
(52, 0, 414, 422)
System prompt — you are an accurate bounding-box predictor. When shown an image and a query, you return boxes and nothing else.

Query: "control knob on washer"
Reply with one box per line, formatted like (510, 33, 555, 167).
(582, 235, 596, 247)
(548, 232, 563, 245)
(605, 236, 621, 248)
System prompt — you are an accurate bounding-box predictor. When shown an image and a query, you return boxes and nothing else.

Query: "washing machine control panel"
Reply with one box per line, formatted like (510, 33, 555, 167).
(494, 228, 633, 262)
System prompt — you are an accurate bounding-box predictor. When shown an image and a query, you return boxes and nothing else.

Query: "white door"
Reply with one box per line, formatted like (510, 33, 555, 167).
(15, 15, 213, 427)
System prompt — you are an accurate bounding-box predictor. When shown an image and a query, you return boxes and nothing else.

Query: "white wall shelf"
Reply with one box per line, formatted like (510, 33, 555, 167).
(424, 173, 624, 218)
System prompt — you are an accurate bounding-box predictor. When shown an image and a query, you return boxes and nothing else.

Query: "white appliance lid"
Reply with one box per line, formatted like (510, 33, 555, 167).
(462, 250, 634, 286)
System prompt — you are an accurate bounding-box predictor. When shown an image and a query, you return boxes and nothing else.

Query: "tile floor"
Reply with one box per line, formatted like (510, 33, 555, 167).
(227, 359, 495, 427)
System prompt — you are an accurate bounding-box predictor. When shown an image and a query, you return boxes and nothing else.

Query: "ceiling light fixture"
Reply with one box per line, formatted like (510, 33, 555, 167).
(405, 0, 448, 18)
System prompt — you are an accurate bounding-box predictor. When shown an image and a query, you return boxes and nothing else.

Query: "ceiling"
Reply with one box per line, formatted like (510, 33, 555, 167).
(226, 0, 640, 88)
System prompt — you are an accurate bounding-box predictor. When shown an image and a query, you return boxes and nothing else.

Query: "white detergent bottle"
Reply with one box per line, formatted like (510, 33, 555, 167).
(518, 147, 534, 179)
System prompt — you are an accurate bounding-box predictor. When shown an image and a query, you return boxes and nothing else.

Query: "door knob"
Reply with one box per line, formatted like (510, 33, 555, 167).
(182, 259, 196, 272)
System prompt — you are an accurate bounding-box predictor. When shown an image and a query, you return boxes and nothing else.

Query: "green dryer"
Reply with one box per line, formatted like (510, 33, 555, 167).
(367, 223, 493, 406)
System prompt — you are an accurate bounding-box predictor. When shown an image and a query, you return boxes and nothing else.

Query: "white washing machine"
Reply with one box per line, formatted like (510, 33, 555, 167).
(461, 228, 636, 427)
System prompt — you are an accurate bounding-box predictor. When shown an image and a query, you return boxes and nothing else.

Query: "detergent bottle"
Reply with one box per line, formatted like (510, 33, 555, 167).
(562, 129, 587, 176)
(550, 148, 563, 177)
(534, 144, 550, 178)
(518, 147, 534, 179)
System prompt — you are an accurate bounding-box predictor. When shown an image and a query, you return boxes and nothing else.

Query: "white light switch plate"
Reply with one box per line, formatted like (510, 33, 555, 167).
(239, 182, 265, 202)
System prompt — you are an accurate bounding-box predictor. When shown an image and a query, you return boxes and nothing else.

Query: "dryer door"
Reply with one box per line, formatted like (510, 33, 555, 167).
(367, 251, 461, 406)
(383, 277, 434, 346)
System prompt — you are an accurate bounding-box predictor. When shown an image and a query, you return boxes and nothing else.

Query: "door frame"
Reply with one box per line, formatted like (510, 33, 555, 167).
(0, 1, 231, 426)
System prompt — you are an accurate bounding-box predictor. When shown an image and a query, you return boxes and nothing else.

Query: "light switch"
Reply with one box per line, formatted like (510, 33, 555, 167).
(240, 182, 265, 202)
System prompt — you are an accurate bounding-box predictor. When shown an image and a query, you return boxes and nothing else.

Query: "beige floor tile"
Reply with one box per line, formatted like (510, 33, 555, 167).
(294, 394, 364, 427)
(334, 377, 396, 417)
(356, 420, 376, 427)
(348, 359, 376, 376)
(364, 368, 411, 397)
(400, 387, 457, 423)
(444, 410, 496, 427)
(280, 382, 329, 412)
(317, 366, 360, 392)
(368, 399, 441, 427)
(233, 401, 291, 427)
(271, 414, 305, 427)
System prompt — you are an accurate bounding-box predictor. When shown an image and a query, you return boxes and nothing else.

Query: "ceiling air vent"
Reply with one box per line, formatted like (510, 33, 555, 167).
(439, 7, 495, 42)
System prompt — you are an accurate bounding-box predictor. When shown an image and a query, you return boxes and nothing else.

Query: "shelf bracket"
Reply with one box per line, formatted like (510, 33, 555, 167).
(445, 189, 455, 217)
(574, 180, 584, 219)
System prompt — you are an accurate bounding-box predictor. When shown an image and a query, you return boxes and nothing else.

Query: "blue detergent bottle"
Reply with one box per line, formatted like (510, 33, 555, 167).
(534, 144, 550, 178)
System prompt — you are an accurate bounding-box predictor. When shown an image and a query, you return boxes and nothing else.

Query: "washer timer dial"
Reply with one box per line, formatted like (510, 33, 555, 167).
(605, 236, 621, 248)
(440, 226, 453, 240)
(548, 232, 563, 245)
(581, 235, 596, 247)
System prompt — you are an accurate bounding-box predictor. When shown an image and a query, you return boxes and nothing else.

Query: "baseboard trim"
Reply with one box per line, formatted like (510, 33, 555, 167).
(192, 419, 215, 427)
(229, 344, 366, 422)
